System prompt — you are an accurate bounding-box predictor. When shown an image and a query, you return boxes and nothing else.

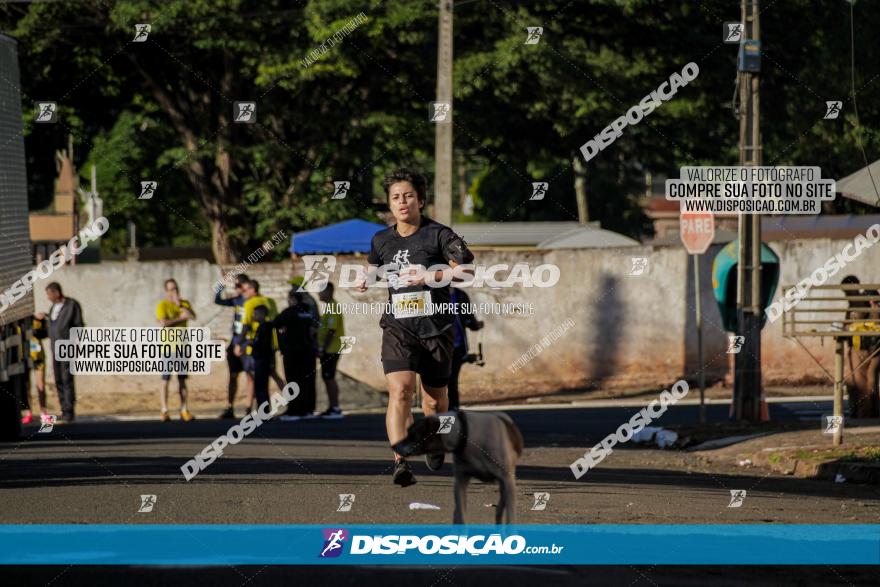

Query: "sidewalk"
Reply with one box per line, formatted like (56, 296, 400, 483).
(690, 423, 880, 484)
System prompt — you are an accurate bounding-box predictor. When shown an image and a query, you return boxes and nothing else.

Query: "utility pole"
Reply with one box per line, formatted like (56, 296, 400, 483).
(734, 0, 763, 421)
(434, 0, 453, 225)
(573, 155, 589, 224)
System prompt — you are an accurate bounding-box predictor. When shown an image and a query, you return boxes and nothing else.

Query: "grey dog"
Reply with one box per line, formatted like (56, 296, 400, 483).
(392, 410, 523, 524)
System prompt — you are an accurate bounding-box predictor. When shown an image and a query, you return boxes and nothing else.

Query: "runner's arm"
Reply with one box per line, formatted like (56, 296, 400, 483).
(214, 290, 236, 306)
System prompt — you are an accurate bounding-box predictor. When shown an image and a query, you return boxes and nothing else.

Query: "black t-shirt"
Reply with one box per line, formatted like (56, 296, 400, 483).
(368, 217, 474, 338)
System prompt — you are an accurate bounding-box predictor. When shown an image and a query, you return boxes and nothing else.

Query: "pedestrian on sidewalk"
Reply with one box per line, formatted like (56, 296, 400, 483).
(45, 282, 83, 423)
(156, 278, 196, 422)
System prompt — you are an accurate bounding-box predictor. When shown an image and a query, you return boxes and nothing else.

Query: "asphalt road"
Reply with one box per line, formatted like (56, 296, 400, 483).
(2, 400, 878, 527)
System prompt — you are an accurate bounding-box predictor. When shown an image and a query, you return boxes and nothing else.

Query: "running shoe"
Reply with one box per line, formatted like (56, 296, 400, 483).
(302, 412, 320, 420)
(319, 407, 345, 420)
(219, 407, 235, 419)
(20, 413, 33, 425)
(425, 452, 445, 471)
(392, 459, 416, 487)
(180, 409, 195, 422)
(160, 411, 171, 422)
(279, 414, 302, 422)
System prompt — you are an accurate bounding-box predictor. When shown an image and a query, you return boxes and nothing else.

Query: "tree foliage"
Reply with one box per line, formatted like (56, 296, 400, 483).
(2, 0, 879, 261)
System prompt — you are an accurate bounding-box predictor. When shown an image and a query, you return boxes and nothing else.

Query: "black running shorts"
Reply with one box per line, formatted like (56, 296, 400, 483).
(381, 324, 455, 388)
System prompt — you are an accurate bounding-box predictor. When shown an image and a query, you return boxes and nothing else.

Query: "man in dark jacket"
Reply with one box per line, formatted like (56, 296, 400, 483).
(45, 282, 84, 423)
(274, 284, 319, 420)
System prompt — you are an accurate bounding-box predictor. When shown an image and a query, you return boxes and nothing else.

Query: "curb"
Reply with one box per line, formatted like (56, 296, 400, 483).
(748, 447, 880, 484)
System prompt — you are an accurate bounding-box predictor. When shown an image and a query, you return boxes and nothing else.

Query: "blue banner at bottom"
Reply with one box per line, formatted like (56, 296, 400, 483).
(0, 525, 877, 565)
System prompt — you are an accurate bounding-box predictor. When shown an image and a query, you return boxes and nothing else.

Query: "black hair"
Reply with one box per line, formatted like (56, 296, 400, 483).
(235, 273, 250, 286)
(383, 168, 427, 204)
(46, 282, 62, 295)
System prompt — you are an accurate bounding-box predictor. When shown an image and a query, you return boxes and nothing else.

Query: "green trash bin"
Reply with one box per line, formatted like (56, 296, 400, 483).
(712, 240, 780, 332)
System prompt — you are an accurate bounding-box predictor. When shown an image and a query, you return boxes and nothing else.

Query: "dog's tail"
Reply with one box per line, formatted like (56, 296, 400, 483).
(499, 413, 523, 458)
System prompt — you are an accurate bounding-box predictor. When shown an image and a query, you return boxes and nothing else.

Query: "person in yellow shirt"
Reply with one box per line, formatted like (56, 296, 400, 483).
(20, 315, 49, 425)
(235, 279, 278, 408)
(155, 278, 196, 422)
(317, 283, 344, 419)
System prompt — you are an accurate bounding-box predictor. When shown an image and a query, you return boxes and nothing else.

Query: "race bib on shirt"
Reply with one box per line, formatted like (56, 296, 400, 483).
(391, 291, 433, 319)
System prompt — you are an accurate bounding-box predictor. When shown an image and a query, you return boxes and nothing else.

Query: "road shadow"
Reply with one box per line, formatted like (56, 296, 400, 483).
(3, 452, 877, 502)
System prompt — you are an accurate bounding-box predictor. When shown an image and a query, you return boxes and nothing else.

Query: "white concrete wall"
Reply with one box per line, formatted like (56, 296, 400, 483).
(761, 238, 880, 384)
(39, 237, 879, 400)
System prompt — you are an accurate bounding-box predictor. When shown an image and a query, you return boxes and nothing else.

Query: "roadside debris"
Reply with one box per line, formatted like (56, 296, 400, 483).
(409, 502, 441, 510)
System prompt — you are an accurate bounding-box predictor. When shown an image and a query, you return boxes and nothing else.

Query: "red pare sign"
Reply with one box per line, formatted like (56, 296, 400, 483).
(680, 211, 715, 255)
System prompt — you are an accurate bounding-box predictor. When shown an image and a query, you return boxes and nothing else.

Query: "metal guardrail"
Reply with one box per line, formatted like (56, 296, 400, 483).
(781, 283, 880, 445)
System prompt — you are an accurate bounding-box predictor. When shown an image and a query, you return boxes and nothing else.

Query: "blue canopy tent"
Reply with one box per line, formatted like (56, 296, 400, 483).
(289, 219, 386, 255)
